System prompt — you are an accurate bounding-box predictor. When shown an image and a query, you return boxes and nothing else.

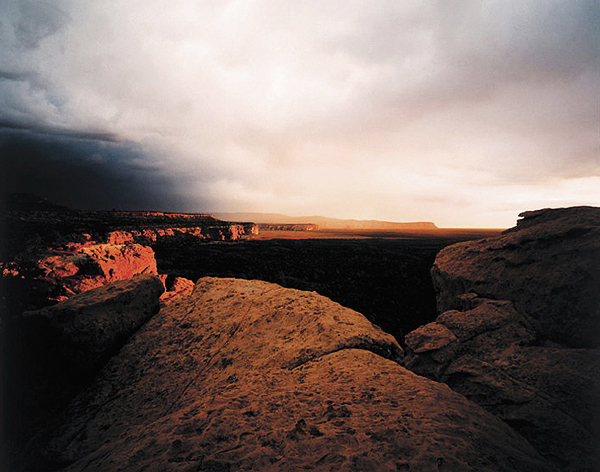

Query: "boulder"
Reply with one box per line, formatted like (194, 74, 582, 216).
(403, 296, 600, 471)
(37, 278, 554, 472)
(2, 243, 160, 313)
(24, 275, 164, 376)
(43, 243, 158, 297)
(77, 244, 157, 282)
(431, 206, 600, 348)
(159, 276, 195, 305)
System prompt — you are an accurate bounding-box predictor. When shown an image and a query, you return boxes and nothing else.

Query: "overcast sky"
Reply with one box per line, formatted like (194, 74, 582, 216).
(1, 0, 598, 227)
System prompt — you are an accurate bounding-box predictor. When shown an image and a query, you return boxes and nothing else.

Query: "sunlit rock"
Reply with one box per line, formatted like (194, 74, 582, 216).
(432, 206, 600, 348)
(37, 278, 553, 472)
(405, 206, 600, 471)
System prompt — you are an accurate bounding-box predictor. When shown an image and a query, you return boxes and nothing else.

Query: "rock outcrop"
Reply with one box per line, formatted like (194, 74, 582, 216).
(0, 193, 256, 263)
(35, 278, 553, 472)
(404, 206, 600, 472)
(431, 206, 600, 348)
(1, 242, 159, 316)
(2, 275, 166, 458)
(1, 194, 259, 316)
(159, 276, 195, 305)
(258, 223, 320, 231)
(24, 275, 164, 376)
(39, 243, 158, 297)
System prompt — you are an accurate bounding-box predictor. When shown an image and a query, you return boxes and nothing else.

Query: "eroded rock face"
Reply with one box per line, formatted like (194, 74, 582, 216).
(37, 278, 553, 472)
(405, 207, 600, 472)
(403, 296, 600, 472)
(159, 276, 195, 305)
(1, 242, 159, 316)
(39, 243, 158, 295)
(24, 275, 164, 376)
(431, 206, 600, 348)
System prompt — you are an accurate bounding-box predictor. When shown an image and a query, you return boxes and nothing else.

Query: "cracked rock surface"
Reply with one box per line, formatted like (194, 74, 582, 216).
(431, 206, 600, 348)
(405, 206, 600, 472)
(39, 278, 552, 472)
(403, 296, 600, 472)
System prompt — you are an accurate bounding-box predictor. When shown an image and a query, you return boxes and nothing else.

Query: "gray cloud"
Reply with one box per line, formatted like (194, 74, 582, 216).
(0, 128, 193, 211)
(13, 1, 68, 49)
(0, 0, 597, 227)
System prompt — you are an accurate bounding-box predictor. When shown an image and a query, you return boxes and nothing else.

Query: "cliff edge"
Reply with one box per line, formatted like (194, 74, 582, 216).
(404, 206, 600, 472)
(31, 278, 550, 472)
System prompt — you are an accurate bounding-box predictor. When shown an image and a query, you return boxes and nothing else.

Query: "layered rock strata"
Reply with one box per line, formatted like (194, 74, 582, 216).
(431, 206, 600, 348)
(404, 206, 600, 472)
(1, 242, 159, 316)
(0, 193, 256, 263)
(36, 278, 553, 472)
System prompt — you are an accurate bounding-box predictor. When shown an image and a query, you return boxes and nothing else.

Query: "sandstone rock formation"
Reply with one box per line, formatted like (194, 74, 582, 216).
(24, 275, 164, 376)
(431, 206, 600, 348)
(258, 223, 320, 231)
(1, 194, 257, 314)
(39, 243, 158, 297)
(403, 295, 600, 472)
(105, 224, 251, 244)
(35, 278, 553, 472)
(404, 206, 600, 472)
(159, 276, 195, 305)
(1, 193, 256, 263)
(2, 275, 166, 459)
(1, 242, 159, 317)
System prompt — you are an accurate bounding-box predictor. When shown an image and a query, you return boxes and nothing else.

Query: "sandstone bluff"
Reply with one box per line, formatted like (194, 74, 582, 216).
(27, 279, 551, 472)
(404, 206, 600, 472)
(1, 203, 598, 471)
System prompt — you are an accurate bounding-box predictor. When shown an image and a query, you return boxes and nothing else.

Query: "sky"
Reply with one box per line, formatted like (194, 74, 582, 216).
(0, 0, 598, 228)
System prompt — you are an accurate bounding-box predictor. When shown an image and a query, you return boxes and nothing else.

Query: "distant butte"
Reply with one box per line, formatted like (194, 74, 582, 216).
(213, 211, 438, 231)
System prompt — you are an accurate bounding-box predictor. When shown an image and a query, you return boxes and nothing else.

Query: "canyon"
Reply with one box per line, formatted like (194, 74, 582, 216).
(1, 197, 599, 471)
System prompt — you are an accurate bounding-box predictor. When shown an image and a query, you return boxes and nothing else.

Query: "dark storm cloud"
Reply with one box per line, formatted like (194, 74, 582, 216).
(0, 119, 119, 142)
(0, 71, 36, 81)
(0, 0, 597, 226)
(0, 129, 196, 212)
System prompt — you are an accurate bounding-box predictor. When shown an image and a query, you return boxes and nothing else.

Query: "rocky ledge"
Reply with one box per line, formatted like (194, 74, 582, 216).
(0, 193, 257, 263)
(0, 194, 256, 314)
(26, 278, 551, 472)
(403, 206, 600, 472)
(430, 206, 600, 348)
(3, 205, 598, 472)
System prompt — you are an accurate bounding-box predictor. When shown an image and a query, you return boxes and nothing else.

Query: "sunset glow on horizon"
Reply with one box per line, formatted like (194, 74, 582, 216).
(1, 0, 598, 227)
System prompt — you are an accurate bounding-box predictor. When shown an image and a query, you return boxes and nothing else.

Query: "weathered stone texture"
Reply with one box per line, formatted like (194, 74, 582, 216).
(39, 278, 552, 472)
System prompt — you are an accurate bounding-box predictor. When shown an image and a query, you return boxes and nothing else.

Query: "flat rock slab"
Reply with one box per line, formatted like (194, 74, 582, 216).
(40, 278, 553, 472)
(25, 274, 164, 376)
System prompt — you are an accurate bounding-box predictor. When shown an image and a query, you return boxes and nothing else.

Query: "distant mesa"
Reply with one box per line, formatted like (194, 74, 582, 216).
(214, 211, 438, 231)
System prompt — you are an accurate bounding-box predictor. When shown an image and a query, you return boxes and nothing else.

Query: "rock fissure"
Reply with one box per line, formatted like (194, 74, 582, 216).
(285, 340, 403, 370)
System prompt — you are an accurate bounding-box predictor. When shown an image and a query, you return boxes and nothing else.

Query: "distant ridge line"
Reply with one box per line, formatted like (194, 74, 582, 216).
(213, 212, 438, 230)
